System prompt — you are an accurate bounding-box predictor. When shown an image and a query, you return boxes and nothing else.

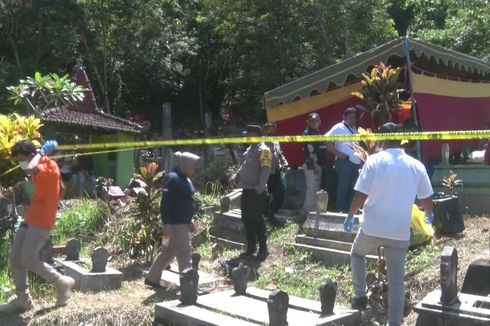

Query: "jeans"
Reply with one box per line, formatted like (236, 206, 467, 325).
(335, 159, 359, 212)
(146, 224, 192, 282)
(303, 163, 321, 214)
(351, 230, 409, 326)
(10, 225, 62, 294)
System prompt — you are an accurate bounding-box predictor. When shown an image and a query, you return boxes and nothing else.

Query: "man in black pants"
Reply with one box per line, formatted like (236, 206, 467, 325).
(263, 122, 288, 225)
(230, 125, 272, 261)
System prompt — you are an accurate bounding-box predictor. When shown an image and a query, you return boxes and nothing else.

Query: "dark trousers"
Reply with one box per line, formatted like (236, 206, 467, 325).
(241, 189, 267, 252)
(335, 159, 359, 212)
(265, 172, 284, 218)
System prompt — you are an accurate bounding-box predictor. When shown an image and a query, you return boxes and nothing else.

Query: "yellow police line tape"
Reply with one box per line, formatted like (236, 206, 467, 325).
(0, 147, 150, 178)
(57, 130, 490, 151)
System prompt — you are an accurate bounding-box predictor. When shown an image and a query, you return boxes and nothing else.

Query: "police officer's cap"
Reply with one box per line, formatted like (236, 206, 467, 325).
(263, 122, 276, 129)
(379, 122, 402, 133)
(307, 113, 321, 121)
(245, 124, 263, 135)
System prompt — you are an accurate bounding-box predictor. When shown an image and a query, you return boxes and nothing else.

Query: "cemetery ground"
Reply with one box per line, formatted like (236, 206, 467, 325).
(0, 200, 489, 326)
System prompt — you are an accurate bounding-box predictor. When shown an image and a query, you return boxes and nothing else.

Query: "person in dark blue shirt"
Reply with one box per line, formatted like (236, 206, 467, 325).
(145, 151, 201, 289)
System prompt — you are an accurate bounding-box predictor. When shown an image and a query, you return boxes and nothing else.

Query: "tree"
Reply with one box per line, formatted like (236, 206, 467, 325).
(7, 72, 86, 115)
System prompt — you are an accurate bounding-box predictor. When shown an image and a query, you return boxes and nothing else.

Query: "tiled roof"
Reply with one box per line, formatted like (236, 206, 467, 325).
(40, 107, 142, 134)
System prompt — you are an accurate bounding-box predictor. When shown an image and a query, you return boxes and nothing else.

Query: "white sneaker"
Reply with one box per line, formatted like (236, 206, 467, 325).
(0, 292, 34, 314)
(56, 276, 75, 306)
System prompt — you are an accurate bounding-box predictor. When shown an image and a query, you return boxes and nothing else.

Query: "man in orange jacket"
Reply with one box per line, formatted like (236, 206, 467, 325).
(0, 140, 75, 314)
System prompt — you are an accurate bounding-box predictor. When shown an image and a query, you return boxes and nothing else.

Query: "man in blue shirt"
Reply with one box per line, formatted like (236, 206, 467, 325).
(145, 152, 201, 289)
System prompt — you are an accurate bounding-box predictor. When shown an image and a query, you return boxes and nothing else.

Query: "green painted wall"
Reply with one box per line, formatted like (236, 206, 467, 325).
(90, 133, 135, 187)
(115, 133, 135, 187)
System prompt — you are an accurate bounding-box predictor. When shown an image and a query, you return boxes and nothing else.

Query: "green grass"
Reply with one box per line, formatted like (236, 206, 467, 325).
(53, 199, 111, 244)
(252, 244, 354, 302)
(406, 244, 441, 275)
(0, 230, 13, 302)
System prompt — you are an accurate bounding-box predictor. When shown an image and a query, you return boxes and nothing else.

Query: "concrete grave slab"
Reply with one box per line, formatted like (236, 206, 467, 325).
(294, 211, 377, 267)
(60, 260, 122, 292)
(414, 290, 490, 325)
(155, 287, 360, 326)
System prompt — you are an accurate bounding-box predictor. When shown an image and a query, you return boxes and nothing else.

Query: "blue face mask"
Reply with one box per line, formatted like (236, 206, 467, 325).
(19, 161, 29, 170)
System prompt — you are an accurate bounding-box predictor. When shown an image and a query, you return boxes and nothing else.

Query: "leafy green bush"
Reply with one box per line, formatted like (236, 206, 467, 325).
(53, 200, 111, 244)
(0, 230, 13, 302)
(115, 163, 163, 263)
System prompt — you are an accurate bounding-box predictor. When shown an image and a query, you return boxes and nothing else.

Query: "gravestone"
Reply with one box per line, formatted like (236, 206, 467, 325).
(65, 238, 81, 261)
(415, 246, 490, 325)
(294, 211, 377, 267)
(461, 259, 490, 296)
(40, 239, 54, 265)
(209, 189, 245, 249)
(461, 237, 490, 296)
(316, 190, 329, 214)
(319, 278, 337, 315)
(231, 263, 250, 295)
(91, 247, 110, 273)
(180, 268, 199, 305)
(57, 246, 122, 292)
(268, 289, 289, 326)
(440, 246, 458, 304)
(191, 253, 201, 271)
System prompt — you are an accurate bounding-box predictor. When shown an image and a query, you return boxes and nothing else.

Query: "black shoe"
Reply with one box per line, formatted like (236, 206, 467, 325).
(256, 248, 269, 262)
(144, 278, 166, 291)
(351, 296, 369, 310)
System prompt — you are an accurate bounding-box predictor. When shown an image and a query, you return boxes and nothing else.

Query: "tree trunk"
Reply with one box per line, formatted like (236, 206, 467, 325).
(8, 35, 21, 68)
(82, 36, 109, 113)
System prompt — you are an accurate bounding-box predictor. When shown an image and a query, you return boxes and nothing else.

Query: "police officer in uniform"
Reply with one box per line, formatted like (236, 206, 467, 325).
(263, 122, 288, 225)
(230, 125, 272, 261)
(303, 113, 326, 215)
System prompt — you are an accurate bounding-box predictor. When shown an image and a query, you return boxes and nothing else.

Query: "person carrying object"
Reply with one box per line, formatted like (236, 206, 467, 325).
(145, 151, 201, 289)
(1, 140, 75, 314)
(344, 123, 434, 326)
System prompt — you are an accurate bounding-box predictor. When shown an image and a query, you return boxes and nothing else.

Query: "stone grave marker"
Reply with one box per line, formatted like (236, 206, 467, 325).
(316, 190, 329, 214)
(40, 239, 54, 265)
(440, 246, 458, 304)
(91, 247, 110, 273)
(415, 246, 490, 325)
(268, 289, 289, 326)
(191, 253, 201, 271)
(56, 246, 122, 292)
(65, 238, 81, 261)
(319, 278, 337, 315)
(231, 263, 250, 295)
(180, 268, 199, 305)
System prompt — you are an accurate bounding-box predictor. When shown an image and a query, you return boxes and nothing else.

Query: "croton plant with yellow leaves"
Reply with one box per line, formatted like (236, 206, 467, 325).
(0, 113, 42, 186)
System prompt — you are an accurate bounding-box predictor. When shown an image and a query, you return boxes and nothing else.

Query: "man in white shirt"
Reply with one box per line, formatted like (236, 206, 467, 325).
(344, 123, 434, 326)
(325, 107, 361, 212)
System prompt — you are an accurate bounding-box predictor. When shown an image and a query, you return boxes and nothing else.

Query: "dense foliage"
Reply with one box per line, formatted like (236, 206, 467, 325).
(0, 0, 487, 130)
